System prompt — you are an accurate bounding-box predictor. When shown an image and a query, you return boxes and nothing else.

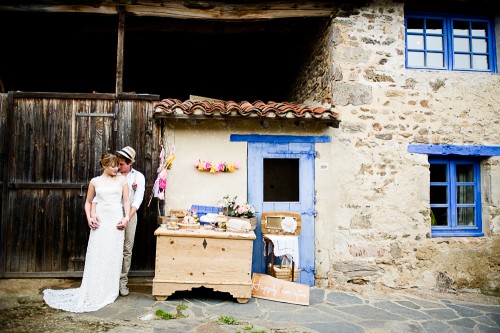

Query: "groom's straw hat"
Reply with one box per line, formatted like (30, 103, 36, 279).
(116, 146, 136, 162)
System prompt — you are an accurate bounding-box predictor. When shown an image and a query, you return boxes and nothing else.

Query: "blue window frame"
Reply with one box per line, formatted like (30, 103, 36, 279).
(405, 14, 497, 72)
(429, 157, 483, 237)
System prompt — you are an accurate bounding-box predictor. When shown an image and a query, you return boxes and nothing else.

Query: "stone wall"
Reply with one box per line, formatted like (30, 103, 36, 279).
(291, 0, 500, 292)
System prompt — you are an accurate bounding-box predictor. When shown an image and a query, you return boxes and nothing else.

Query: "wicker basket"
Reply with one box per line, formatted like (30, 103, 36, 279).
(268, 256, 300, 282)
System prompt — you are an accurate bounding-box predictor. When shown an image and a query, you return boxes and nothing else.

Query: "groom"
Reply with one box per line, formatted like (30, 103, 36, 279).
(115, 146, 146, 296)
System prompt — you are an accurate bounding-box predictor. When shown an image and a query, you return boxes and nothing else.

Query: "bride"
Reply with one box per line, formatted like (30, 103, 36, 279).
(44, 153, 131, 312)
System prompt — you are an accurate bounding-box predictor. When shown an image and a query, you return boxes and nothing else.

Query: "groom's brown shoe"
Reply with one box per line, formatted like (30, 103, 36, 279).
(120, 287, 129, 296)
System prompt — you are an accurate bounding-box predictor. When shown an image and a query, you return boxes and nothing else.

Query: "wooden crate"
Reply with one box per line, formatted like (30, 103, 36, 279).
(153, 228, 256, 303)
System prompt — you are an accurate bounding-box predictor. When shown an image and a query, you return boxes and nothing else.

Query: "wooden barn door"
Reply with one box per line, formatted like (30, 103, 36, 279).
(0, 92, 159, 277)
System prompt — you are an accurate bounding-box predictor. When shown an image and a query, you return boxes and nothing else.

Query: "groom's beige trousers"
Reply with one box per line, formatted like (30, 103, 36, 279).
(120, 214, 137, 290)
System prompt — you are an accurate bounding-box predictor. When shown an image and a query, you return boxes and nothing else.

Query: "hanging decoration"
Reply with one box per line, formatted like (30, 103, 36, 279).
(194, 160, 239, 174)
(148, 129, 175, 213)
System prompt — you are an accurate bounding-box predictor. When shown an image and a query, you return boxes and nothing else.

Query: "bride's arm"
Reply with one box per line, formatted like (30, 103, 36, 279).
(84, 182, 97, 230)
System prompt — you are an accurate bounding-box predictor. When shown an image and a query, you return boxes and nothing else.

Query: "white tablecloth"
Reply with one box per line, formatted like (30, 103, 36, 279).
(264, 234, 299, 267)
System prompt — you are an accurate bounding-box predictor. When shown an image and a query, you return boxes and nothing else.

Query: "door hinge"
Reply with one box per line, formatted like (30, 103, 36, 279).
(301, 265, 316, 273)
(270, 150, 316, 155)
(301, 210, 317, 217)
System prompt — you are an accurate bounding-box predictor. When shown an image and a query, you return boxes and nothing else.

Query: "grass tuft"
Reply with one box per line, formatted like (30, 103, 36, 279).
(155, 309, 175, 320)
(218, 315, 239, 325)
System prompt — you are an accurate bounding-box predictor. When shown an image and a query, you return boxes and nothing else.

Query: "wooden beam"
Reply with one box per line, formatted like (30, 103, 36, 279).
(0, 1, 337, 20)
(9, 91, 160, 101)
(153, 113, 340, 128)
(116, 6, 125, 94)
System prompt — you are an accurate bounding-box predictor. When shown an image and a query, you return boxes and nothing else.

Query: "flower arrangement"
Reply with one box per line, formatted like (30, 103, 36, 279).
(194, 160, 239, 174)
(234, 203, 256, 218)
(218, 195, 255, 218)
(218, 195, 237, 211)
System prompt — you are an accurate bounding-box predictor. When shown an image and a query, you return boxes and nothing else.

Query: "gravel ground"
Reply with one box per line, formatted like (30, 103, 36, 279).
(0, 279, 122, 333)
(1, 278, 499, 333)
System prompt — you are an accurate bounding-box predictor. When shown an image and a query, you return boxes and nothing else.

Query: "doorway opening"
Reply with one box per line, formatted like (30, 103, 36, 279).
(0, 11, 329, 102)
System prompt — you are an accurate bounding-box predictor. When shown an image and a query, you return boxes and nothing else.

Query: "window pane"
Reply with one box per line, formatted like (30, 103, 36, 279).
(427, 36, 443, 50)
(456, 164, 474, 182)
(430, 164, 447, 182)
(431, 207, 448, 226)
(472, 38, 488, 53)
(454, 37, 470, 52)
(263, 158, 299, 202)
(426, 19, 443, 34)
(473, 55, 489, 70)
(457, 207, 475, 226)
(471, 21, 487, 37)
(408, 35, 424, 49)
(428, 52, 444, 68)
(454, 54, 471, 69)
(430, 186, 448, 204)
(408, 51, 424, 67)
(457, 186, 474, 204)
(453, 20, 470, 36)
(407, 18, 424, 33)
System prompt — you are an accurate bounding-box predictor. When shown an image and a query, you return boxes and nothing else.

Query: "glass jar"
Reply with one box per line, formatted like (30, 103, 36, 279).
(170, 214, 178, 227)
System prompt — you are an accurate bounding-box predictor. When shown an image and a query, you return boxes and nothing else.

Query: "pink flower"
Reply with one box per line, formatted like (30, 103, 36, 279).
(234, 162, 240, 169)
(194, 160, 200, 168)
(218, 163, 225, 172)
(204, 161, 211, 171)
(159, 179, 167, 190)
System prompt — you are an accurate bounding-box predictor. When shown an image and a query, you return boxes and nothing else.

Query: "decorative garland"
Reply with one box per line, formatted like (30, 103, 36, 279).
(194, 159, 239, 173)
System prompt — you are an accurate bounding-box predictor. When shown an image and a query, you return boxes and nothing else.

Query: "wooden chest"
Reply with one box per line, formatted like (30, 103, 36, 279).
(152, 227, 256, 303)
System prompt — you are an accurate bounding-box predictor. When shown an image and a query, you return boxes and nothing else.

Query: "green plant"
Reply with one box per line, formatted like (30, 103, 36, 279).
(218, 315, 239, 325)
(481, 288, 500, 297)
(177, 302, 188, 310)
(175, 302, 188, 318)
(155, 309, 175, 320)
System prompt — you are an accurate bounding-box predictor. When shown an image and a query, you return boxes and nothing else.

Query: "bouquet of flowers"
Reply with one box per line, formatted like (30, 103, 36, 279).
(218, 195, 255, 218)
(234, 203, 256, 218)
(218, 195, 237, 215)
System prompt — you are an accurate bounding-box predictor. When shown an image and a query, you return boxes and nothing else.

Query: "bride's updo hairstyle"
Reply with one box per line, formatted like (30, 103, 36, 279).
(99, 153, 119, 170)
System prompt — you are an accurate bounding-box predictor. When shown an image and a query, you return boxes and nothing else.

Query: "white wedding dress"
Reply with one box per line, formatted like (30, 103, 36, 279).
(43, 175, 126, 312)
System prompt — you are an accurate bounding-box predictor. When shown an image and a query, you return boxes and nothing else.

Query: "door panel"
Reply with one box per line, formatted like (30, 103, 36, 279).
(1, 93, 160, 277)
(248, 141, 315, 286)
(1, 95, 114, 276)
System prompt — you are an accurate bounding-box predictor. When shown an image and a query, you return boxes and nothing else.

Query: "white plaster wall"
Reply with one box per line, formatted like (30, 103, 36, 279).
(163, 120, 328, 212)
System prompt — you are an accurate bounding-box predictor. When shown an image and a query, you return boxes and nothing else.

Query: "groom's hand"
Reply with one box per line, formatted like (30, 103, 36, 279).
(117, 218, 128, 230)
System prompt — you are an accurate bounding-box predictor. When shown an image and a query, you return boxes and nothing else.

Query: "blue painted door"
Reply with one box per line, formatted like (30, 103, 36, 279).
(248, 141, 315, 286)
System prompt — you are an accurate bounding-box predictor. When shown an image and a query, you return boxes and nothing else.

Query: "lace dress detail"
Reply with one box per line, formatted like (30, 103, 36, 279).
(43, 175, 126, 313)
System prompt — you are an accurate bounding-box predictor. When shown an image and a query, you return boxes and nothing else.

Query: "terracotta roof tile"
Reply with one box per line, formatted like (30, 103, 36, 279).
(153, 98, 339, 120)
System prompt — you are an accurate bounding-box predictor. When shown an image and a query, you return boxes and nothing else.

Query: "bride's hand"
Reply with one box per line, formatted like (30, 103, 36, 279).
(87, 217, 98, 230)
(117, 217, 128, 230)
(91, 214, 100, 229)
